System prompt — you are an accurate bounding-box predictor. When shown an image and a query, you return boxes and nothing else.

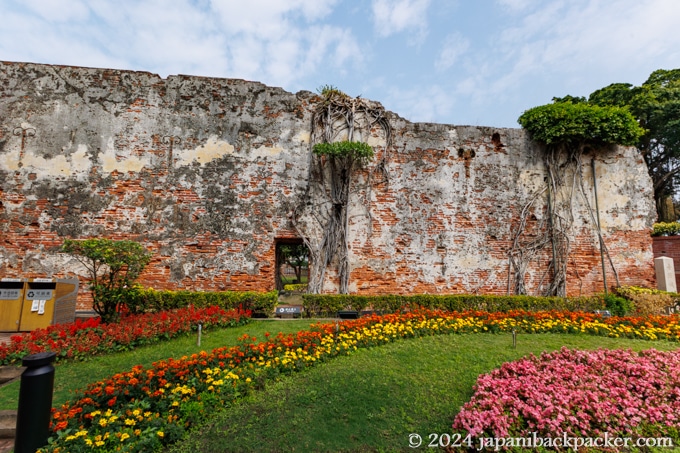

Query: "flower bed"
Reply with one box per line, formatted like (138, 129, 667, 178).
(0, 306, 251, 365)
(453, 347, 680, 444)
(39, 309, 680, 452)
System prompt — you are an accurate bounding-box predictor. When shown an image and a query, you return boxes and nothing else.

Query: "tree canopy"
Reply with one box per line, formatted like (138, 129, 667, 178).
(517, 99, 644, 149)
(587, 70, 680, 220)
(533, 68, 680, 221)
(514, 96, 643, 297)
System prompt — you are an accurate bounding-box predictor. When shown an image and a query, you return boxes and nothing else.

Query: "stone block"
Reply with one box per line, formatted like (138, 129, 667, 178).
(655, 256, 677, 292)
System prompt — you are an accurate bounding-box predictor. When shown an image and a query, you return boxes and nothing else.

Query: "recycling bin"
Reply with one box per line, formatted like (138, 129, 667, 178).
(19, 278, 79, 331)
(0, 278, 27, 332)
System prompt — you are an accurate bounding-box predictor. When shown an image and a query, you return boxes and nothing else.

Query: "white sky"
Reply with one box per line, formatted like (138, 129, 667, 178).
(1, 0, 678, 128)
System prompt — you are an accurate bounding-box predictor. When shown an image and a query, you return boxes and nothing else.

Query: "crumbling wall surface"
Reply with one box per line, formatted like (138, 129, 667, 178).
(0, 61, 656, 307)
(0, 61, 313, 307)
(345, 122, 656, 296)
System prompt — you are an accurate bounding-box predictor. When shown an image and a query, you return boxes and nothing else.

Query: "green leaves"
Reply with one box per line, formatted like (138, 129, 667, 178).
(312, 140, 374, 164)
(316, 84, 348, 99)
(517, 101, 644, 147)
(62, 239, 152, 322)
(539, 68, 680, 220)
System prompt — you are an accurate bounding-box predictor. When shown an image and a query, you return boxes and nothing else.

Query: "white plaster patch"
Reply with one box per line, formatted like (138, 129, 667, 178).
(5, 144, 92, 179)
(71, 145, 91, 174)
(251, 145, 284, 158)
(100, 138, 150, 174)
(176, 135, 236, 166)
(21, 152, 71, 176)
(517, 169, 544, 195)
(366, 135, 387, 147)
(0, 148, 21, 171)
(294, 131, 311, 144)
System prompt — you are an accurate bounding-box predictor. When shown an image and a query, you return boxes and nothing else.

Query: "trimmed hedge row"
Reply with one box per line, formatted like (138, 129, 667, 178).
(301, 294, 605, 317)
(124, 288, 279, 316)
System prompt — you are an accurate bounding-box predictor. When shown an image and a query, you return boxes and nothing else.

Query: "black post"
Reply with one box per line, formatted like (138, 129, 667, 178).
(15, 351, 56, 453)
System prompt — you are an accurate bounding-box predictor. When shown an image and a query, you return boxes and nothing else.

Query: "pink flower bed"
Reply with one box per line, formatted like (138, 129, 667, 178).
(453, 348, 680, 439)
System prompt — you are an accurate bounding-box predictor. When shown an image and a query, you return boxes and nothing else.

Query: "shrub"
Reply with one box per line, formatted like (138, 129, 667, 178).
(603, 293, 633, 317)
(123, 287, 278, 317)
(283, 283, 308, 292)
(62, 239, 152, 323)
(652, 222, 680, 236)
(615, 285, 675, 316)
(301, 294, 604, 317)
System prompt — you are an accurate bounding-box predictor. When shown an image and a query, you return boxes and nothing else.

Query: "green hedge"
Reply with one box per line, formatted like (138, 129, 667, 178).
(652, 222, 680, 236)
(283, 283, 308, 292)
(301, 294, 604, 317)
(124, 288, 279, 317)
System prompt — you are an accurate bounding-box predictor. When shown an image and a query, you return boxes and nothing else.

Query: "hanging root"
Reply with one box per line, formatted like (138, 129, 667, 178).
(293, 91, 392, 293)
(509, 145, 604, 297)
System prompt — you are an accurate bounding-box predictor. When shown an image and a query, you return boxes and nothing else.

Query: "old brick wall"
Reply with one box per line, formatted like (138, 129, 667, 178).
(0, 61, 656, 309)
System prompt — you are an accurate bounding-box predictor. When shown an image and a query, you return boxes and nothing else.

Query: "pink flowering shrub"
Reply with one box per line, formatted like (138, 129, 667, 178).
(453, 348, 680, 439)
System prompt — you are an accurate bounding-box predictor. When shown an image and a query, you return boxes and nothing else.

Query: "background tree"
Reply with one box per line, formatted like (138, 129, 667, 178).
(582, 69, 680, 221)
(516, 100, 644, 296)
(278, 243, 309, 284)
(62, 239, 152, 322)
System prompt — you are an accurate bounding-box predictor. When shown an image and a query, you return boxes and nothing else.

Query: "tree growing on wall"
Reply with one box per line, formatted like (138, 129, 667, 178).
(62, 238, 152, 322)
(294, 86, 392, 294)
(515, 100, 644, 296)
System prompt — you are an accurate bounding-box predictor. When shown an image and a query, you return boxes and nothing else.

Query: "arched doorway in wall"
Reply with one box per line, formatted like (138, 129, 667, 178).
(275, 239, 309, 291)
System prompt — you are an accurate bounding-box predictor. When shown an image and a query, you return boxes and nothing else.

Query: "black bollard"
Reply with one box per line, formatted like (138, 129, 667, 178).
(15, 351, 56, 453)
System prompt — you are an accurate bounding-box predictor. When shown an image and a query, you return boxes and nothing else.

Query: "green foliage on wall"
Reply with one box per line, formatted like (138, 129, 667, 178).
(312, 140, 374, 164)
(517, 101, 644, 148)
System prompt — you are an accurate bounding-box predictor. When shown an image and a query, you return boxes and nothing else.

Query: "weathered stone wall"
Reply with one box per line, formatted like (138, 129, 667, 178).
(0, 61, 656, 308)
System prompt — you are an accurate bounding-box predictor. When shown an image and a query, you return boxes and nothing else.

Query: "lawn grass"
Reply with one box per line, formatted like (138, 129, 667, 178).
(167, 333, 680, 453)
(5, 318, 680, 452)
(0, 319, 314, 410)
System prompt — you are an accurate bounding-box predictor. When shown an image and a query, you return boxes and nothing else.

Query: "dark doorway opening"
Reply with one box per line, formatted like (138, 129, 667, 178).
(275, 239, 309, 291)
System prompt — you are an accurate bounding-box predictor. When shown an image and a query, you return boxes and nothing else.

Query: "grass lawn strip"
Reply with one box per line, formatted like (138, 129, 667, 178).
(0, 319, 314, 410)
(167, 333, 680, 453)
(38, 310, 680, 452)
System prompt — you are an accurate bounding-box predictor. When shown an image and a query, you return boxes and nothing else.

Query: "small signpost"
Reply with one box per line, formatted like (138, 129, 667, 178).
(275, 305, 303, 318)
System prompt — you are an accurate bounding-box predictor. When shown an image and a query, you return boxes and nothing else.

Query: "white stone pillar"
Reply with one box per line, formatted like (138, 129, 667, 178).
(655, 256, 677, 293)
